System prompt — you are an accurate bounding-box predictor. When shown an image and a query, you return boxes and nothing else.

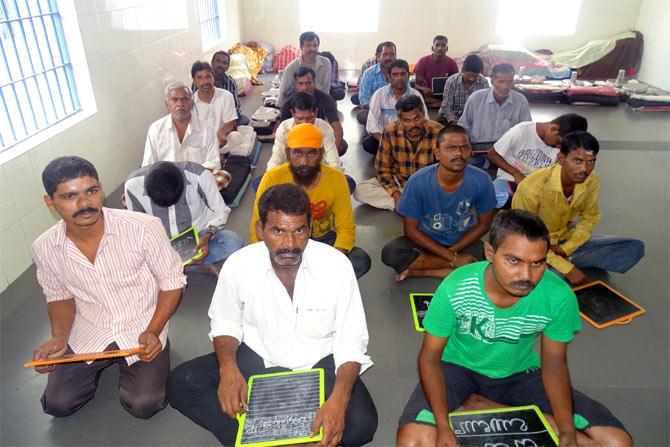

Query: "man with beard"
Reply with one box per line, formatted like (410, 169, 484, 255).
(413, 35, 459, 109)
(381, 125, 495, 281)
(354, 95, 442, 210)
(167, 184, 378, 446)
(363, 59, 427, 155)
(142, 82, 220, 170)
(396, 210, 632, 447)
(31, 156, 186, 418)
(513, 131, 644, 286)
(191, 61, 238, 149)
(458, 63, 531, 168)
(210, 51, 249, 126)
(356, 41, 397, 125)
(250, 123, 371, 279)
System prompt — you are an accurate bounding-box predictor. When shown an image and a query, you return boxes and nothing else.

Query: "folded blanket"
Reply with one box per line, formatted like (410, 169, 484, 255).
(566, 86, 618, 97)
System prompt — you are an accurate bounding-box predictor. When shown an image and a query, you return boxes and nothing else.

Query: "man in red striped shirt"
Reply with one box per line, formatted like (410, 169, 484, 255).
(30, 156, 187, 419)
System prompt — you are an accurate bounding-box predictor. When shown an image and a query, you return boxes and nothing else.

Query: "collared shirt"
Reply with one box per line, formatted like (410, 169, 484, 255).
(374, 119, 443, 195)
(278, 55, 332, 107)
(267, 118, 343, 171)
(512, 164, 602, 274)
(215, 73, 242, 116)
(142, 113, 220, 170)
(208, 240, 372, 373)
(438, 73, 490, 122)
(192, 87, 238, 133)
(358, 63, 389, 107)
(31, 208, 186, 365)
(366, 84, 428, 135)
(124, 161, 231, 238)
(458, 88, 532, 143)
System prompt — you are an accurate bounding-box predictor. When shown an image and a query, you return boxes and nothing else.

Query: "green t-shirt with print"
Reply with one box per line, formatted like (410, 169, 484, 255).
(423, 261, 581, 379)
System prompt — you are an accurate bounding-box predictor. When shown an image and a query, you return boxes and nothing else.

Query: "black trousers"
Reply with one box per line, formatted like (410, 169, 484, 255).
(167, 343, 378, 446)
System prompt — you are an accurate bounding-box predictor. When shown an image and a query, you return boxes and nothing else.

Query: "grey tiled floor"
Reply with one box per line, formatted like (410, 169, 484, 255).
(1, 78, 668, 446)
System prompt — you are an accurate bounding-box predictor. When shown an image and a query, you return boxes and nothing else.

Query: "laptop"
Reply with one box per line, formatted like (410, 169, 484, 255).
(431, 77, 449, 97)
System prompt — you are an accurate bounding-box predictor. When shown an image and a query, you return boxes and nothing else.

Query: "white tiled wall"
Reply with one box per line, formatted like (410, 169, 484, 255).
(0, 0, 242, 292)
(241, 0, 644, 73)
(635, 0, 670, 91)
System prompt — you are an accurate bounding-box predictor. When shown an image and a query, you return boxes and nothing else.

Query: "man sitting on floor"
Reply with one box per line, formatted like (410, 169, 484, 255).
(251, 123, 371, 279)
(489, 113, 588, 208)
(124, 161, 244, 276)
(396, 209, 633, 447)
(356, 41, 397, 124)
(458, 63, 531, 168)
(354, 95, 442, 210)
(437, 54, 488, 125)
(280, 65, 347, 155)
(363, 59, 427, 155)
(143, 82, 219, 170)
(381, 125, 495, 281)
(513, 131, 644, 286)
(31, 156, 186, 419)
(210, 51, 249, 126)
(413, 35, 459, 109)
(191, 61, 238, 149)
(167, 184, 378, 446)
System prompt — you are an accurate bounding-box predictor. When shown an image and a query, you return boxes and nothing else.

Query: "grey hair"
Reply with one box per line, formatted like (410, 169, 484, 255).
(164, 81, 192, 102)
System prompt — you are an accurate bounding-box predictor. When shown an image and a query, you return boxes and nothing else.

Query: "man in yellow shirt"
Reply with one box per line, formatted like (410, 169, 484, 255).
(513, 131, 644, 285)
(251, 123, 371, 279)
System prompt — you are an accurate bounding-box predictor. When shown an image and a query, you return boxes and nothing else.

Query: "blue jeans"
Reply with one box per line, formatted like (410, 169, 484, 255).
(201, 230, 244, 265)
(493, 178, 515, 208)
(567, 234, 644, 274)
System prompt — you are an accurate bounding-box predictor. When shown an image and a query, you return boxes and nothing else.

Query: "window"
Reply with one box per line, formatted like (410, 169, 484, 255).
(496, 0, 582, 45)
(300, 0, 379, 33)
(198, 0, 227, 51)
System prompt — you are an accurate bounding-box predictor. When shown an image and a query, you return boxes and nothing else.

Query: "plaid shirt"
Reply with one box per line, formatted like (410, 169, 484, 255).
(215, 73, 242, 116)
(438, 73, 489, 122)
(374, 119, 443, 195)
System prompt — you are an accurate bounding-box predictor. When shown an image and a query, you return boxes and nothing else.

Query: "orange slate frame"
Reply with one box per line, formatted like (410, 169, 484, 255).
(24, 347, 144, 367)
(572, 280, 646, 329)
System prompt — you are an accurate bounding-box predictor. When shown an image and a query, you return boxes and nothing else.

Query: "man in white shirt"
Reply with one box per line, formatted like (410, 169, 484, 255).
(167, 184, 378, 446)
(488, 113, 588, 208)
(191, 61, 238, 148)
(142, 82, 220, 170)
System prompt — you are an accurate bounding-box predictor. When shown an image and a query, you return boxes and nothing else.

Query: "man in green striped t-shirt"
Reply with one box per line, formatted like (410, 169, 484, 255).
(397, 210, 632, 447)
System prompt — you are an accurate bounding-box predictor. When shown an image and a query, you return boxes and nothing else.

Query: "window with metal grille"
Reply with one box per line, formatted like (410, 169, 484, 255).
(198, 0, 227, 52)
(0, 0, 81, 152)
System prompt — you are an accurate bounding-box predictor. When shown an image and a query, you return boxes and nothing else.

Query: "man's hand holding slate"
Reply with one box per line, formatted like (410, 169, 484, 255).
(190, 232, 213, 265)
(218, 363, 248, 419)
(138, 331, 162, 362)
(32, 336, 68, 373)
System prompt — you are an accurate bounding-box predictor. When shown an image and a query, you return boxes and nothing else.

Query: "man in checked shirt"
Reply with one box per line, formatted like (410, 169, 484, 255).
(30, 156, 186, 419)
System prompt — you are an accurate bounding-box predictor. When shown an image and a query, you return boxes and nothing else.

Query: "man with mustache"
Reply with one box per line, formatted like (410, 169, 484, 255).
(168, 184, 378, 446)
(191, 61, 238, 149)
(381, 125, 495, 281)
(396, 210, 632, 447)
(277, 31, 332, 108)
(210, 51, 249, 126)
(30, 156, 186, 418)
(250, 123, 371, 279)
(356, 41, 398, 125)
(354, 95, 442, 210)
(142, 82, 220, 170)
(513, 131, 644, 286)
(413, 35, 459, 109)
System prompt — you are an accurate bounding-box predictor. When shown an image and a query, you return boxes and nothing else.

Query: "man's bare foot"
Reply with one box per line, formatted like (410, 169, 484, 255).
(395, 269, 411, 282)
(192, 264, 220, 277)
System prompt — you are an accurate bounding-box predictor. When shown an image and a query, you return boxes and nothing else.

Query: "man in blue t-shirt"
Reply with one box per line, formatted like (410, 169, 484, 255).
(381, 125, 495, 281)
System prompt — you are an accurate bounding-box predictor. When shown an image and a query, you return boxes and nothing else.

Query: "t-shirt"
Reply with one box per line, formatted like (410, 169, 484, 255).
(424, 261, 581, 379)
(280, 89, 339, 124)
(397, 165, 495, 246)
(414, 54, 459, 90)
(494, 122, 559, 182)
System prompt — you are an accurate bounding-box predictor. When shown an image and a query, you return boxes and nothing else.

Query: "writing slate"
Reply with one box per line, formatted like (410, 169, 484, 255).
(432, 77, 448, 96)
(170, 226, 202, 266)
(409, 293, 433, 332)
(573, 281, 645, 329)
(236, 369, 324, 447)
(449, 405, 558, 447)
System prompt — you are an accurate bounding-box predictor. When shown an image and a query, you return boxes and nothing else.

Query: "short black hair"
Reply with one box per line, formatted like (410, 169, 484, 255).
(395, 94, 424, 114)
(433, 35, 448, 44)
(191, 60, 213, 78)
(389, 59, 409, 73)
(489, 209, 550, 251)
(299, 31, 320, 47)
(258, 184, 311, 226)
(380, 41, 397, 53)
(42, 156, 99, 197)
(374, 42, 384, 56)
(294, 65, 316, 81)
(560, 131, 600, 155)
(319, 51, 335, 65)
(491, 63, 515, 78)
(145, 162, 185, 207)
(211, 50, 230, 63)
(462, 54, 484, 73)
(291, 91, 316, 111)
(551, 113, 588, 136)
(436, 124, 470, 146)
